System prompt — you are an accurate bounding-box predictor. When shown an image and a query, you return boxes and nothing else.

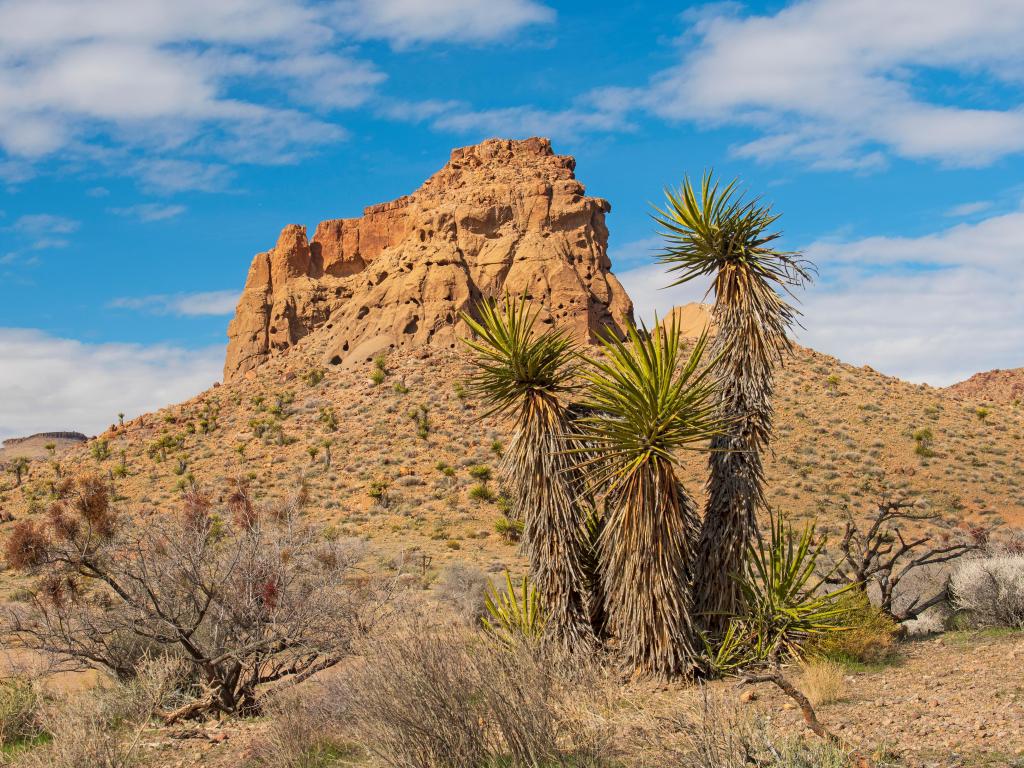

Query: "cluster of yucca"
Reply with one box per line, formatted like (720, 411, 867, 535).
(463, 172, 812, 678)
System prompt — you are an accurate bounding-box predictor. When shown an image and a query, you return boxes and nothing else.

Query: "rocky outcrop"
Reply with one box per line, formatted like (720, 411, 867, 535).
(944, 367, 1024, 403)
(224, 137, 634, 380)
(661, 303, 714, 338)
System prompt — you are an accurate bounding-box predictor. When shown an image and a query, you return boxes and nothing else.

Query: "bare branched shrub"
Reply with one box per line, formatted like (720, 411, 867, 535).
(950, 553, 1024, 628)
(434, 563, 489, 626)
(823, 494, 982, 622)
(328, 627, 610, 768)
(247, 683, 356, 768)
(2, 476, 389, 721)
(660, 689, 850, 768)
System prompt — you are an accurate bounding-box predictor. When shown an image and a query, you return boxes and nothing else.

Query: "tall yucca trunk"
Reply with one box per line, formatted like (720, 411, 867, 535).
(651, 173, 810, 634)
(695, 305, 775, 631)
(500, 392, 594, 648)
(601, 459, 701, 677)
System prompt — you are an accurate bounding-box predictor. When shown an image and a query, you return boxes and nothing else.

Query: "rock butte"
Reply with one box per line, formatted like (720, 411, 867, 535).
(224, 137, 635, 381)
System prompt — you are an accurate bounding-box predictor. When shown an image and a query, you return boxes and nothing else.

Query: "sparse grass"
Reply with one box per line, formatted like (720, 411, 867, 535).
(798, 659, 847, 706)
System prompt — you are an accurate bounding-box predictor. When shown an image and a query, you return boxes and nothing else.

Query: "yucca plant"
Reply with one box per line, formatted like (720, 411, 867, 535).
(728, 512, 855, 666)
(462, 296, 594, 648)
(575, 319, 724, 677)
(482, 571, 546, 646)
(653, 171, 813, 630)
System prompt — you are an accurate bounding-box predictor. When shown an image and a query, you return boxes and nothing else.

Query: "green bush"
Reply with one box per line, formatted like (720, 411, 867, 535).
(0, 677, 42, 749)
(494, 515, 524, 543)
(468, 465, 492, 482)
(469, 484, 496, 503)
(811, 589, 901, 665)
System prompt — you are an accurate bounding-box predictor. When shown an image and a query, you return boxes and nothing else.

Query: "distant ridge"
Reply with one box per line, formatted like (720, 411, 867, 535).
(2, 431, 88, 448)
(944, 368, 1024, 404)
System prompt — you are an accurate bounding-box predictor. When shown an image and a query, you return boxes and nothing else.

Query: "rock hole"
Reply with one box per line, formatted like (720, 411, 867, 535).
(329, 356, 342, 365)
(403, 316, 419, 334)
(356, 306, 369, 320)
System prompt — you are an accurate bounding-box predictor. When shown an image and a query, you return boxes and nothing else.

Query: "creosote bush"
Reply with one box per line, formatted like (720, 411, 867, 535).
(811, 590, 900, 665)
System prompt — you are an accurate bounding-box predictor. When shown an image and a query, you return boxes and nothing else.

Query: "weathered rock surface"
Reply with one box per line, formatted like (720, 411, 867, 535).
(224, 137, 634, 380)
(661, 303, 714, 338)
(944, 367, 1024, 403)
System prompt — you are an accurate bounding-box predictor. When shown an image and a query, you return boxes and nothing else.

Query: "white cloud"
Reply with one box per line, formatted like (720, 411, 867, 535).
(0, 329, 222, 442)
(108, 290, 239, 316)
(4, 213, 80, 252)
(946, 201, 992, 218)
(334, 0, 554, 47)
(0, 0, 383, 187)
(11, 214, 79, 236)
(109, 203, 186, 222)
(608, 235, 663, 271)
(130, 159, 234, 194)
(618, 207, 1024, 385)
(638, 0, 1024, 168)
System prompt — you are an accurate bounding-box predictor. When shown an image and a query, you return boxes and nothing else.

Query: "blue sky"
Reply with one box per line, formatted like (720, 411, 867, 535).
(2, 0, 1023, 439)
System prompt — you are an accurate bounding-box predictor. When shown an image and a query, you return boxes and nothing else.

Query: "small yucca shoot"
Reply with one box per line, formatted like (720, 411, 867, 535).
(736, 511, 855, 662)
(482, 571, 546, 646)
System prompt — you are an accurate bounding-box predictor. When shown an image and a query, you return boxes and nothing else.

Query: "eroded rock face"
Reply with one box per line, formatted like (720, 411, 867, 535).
(224, 137, 635, 380)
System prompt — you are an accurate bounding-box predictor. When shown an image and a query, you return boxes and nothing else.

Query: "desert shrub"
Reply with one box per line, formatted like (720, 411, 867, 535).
(246, 685, 357, 768)
(495, 515, 524, 543)
(11, 657, 182, 768)
(468, 483, 496, 503)
(435, 563, 489, 626)
(467, 465, 492, 482)
(812, 589, 900, 664)
(330, 628, 608, 768)
(304, 368, 326, 387)
(797, 659, 846, 706)
(950, 553, 1024, 628)
(2, 477, 385, 721)
(0, 677, 43, 750)
(663, 690, 851, 768)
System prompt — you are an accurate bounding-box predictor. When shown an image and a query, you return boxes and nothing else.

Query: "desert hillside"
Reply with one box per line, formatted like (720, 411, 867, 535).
(1, 139, 1021, 568)
(2, 320, 1020, 573)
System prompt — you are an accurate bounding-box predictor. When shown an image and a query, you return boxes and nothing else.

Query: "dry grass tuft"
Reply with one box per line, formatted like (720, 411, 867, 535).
(798, 659, 847, 707)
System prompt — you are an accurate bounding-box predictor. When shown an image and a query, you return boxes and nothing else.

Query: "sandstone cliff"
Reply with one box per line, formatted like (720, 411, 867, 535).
(224, 137, 635, 380)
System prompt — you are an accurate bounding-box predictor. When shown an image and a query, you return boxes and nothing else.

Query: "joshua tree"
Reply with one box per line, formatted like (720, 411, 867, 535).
(9, 456, 29, 487)
(575, 320, 722, 677)
(654, 172, 812, 631)
(462, 296, 594, 649)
